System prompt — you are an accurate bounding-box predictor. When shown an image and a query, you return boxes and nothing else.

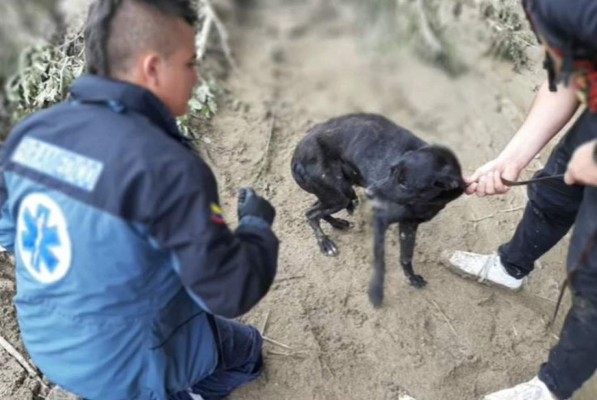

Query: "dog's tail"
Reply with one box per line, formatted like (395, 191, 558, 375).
(290, 135, 334, 191)
(291, 161, 310, 188)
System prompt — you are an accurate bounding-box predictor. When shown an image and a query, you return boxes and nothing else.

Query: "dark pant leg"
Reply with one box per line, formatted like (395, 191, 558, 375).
(498, 112, 595, 278)
(186, 317, 263, 400)
(539, 186, 597, 400)
(168, 318, 263, 400)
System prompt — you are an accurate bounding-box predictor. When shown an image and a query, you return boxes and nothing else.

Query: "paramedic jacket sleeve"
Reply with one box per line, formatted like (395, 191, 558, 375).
(150, 163, 279, 319)
(0, 171, 15, 253)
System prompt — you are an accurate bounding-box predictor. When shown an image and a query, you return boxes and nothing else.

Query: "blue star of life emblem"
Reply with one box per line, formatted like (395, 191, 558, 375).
(21, 205, 60, 273)
(17, 193, 72, 284)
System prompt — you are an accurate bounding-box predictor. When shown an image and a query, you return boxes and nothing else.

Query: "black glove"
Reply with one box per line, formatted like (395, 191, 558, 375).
(237, 188, 276, 226)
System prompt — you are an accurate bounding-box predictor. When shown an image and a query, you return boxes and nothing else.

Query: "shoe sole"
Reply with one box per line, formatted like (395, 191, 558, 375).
(440, 256, 524, 292)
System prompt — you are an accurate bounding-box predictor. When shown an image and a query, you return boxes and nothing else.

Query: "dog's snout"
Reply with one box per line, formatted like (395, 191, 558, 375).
(458, 177, 467, 190)
(449, 180, 460, 190)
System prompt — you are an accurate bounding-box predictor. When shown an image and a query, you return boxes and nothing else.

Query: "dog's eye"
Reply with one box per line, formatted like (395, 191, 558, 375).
(394, 169, 405, 182)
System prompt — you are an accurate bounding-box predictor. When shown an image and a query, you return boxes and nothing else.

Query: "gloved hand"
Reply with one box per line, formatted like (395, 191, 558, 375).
(237, 188, 276, 226)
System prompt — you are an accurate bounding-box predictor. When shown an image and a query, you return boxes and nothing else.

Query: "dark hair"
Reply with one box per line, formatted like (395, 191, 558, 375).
(523, 0, 597, 88)
(84, 0, 198, 77)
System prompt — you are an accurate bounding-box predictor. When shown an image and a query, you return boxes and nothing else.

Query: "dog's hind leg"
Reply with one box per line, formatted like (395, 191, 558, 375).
(398, 222, 426, 288)
(306, 201, 348, 256)
(310, 199, 353, 230)
(323, 215, 353, 230)
(322, 187, 357, 229)
(368, 214, 389, 307)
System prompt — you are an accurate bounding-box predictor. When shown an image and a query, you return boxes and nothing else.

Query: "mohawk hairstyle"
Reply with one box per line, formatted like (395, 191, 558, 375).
(84, 0, 198, 77)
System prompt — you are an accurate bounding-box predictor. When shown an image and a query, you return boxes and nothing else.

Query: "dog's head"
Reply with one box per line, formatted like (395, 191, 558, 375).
(365, 145, 465, 206)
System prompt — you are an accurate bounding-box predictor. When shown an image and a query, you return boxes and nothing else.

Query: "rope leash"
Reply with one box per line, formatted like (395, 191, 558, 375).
(501, 173, 566, 187)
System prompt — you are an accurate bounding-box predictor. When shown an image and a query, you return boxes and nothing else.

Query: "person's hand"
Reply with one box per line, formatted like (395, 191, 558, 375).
(465, 157, 523, 197)
(564, 140, 597, 186)
(237, 188, 276, 226)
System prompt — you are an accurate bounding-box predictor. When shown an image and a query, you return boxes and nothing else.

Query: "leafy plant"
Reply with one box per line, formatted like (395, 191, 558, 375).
(5, 42, 219, 139)
(482, 1, 535, 71)
(177, 81, 218, 140)
(5, 44, 84, 124)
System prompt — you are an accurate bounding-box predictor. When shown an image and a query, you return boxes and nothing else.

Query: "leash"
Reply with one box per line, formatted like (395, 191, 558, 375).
(501, 173, 565, 187)
(548, 231, 597, 328)
(465, 173, 565, 188)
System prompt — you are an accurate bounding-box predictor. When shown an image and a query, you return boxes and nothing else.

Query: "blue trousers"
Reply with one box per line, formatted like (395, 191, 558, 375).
(497, 111, 597, 399)
(169, 317, 263, 400)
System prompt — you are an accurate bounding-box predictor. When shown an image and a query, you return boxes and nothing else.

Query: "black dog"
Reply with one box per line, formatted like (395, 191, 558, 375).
(291, 113, 465, 306)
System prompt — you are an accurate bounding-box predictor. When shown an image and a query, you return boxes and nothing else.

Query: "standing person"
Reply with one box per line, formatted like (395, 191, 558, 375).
(445, 1, 597, 399)
(0, 1, 279, 399)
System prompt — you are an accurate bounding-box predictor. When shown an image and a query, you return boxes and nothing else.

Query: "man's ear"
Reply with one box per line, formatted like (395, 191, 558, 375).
(139, 52, 162, 89)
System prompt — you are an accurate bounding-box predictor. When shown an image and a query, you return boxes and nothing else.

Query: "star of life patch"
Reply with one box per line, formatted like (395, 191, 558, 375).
(16, 193, 72, 284)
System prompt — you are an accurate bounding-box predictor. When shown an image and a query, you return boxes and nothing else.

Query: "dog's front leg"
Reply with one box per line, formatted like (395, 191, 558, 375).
(306, 202, 346, 256)
(398, 222, 426, 288)
(368, 214, 389, 307)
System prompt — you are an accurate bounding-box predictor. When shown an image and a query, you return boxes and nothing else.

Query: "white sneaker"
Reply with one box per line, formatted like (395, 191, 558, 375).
(442, 251, 524, 291)
(483, 376, 558, 400)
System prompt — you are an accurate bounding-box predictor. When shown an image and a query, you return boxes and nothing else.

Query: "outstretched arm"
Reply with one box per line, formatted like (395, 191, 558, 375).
(467, 80, 579, 196)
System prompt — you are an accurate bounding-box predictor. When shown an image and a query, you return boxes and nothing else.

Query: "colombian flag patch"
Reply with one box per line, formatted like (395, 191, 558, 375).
(210, 203, 225, 224)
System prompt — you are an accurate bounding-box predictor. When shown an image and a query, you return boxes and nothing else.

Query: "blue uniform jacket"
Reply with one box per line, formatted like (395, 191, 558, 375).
(0, 76, 279, 399)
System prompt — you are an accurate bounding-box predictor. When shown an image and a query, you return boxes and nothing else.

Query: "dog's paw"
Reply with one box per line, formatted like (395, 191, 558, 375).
(368, 285, 384, 308)
(329, 218, 353, 231)
(408, 275, 427, 288)
(318, 237, 338, 257)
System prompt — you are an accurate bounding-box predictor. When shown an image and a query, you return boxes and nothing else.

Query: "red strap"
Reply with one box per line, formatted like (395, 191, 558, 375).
(588, 71, 597, 113)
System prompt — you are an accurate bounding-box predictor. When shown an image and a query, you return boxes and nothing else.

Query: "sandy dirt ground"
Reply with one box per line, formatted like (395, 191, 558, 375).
(1, 1, 596, 399)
